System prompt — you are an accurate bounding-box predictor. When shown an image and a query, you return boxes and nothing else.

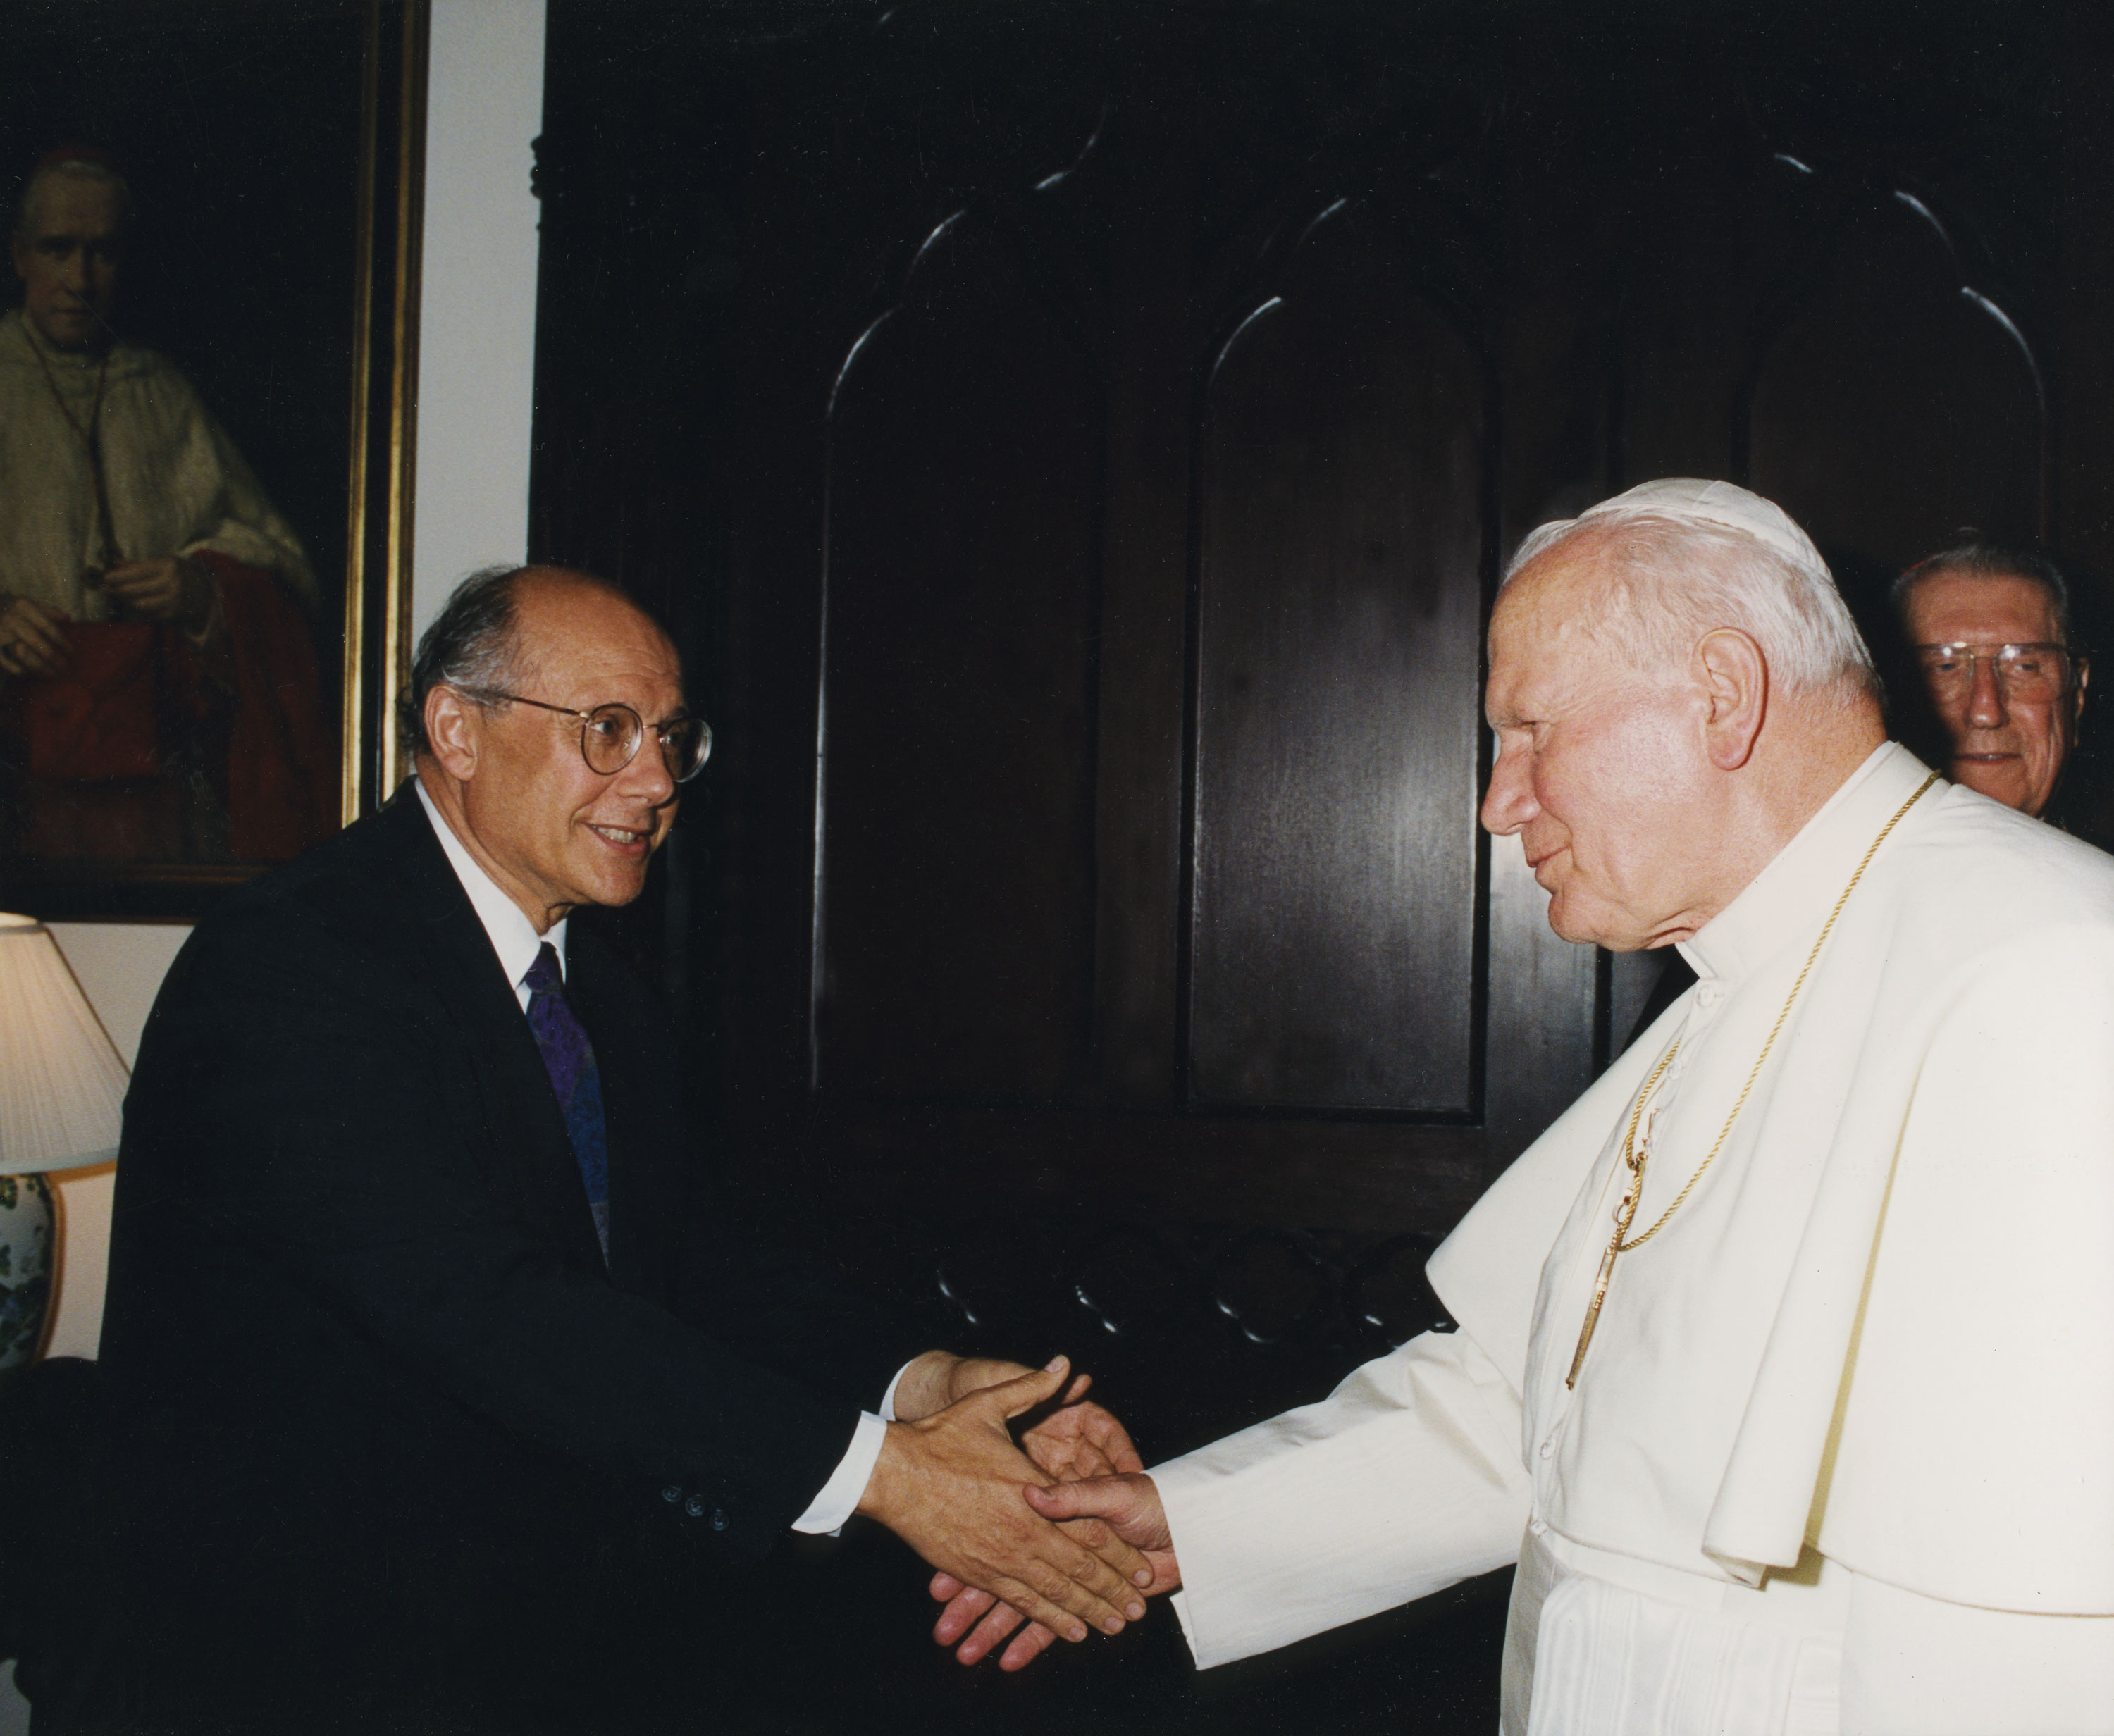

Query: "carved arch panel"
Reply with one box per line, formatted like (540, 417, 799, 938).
(1745, 187, 2047, 574)
(815, 213, 1103, 1105)
(1187, 198, 1490, 1112)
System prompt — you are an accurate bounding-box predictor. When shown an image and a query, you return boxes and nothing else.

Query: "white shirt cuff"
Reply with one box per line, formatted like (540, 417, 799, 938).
(878, 1358, 915, 1422)
(791, 1410, 889, 1535)
(788, 1360, 922, 1535)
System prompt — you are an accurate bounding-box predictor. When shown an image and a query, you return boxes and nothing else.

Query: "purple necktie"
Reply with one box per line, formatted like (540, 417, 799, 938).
(522, 943, 610, 1260)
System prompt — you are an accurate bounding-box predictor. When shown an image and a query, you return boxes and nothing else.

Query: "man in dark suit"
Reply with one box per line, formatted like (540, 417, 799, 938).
(67, 566, 1147, 1732)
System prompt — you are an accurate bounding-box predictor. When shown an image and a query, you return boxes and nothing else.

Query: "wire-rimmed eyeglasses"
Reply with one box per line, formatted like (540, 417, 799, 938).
(464, 689, 712, 782)
(1912, 642, 2082, 704)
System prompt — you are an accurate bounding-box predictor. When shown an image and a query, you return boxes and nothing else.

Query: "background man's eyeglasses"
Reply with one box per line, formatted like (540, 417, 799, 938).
(464, 689, 712, 781)
(1912, 642, 2080, 703)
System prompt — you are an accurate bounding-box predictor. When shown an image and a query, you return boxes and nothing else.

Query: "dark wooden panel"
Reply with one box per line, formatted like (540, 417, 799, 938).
(1188, 199, 1486, 1112)
(1077, 85, 1201, 1113)
(1746, 188, 2047, 571)
(816, 213, 1101, 1104)
(802, 1100, 1488, 1233)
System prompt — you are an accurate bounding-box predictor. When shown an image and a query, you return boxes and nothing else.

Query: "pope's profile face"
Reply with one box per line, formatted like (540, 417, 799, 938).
(1481, 547, 1714, 951)
(456, 580, 684, 926)
(1900, 569, 2084, 819)
(11, 175, 123, 352)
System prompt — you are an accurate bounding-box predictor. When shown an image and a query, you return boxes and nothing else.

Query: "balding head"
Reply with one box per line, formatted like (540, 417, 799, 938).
(401, 563, 645, 755)
(411, 565, 686, 931)
(1483, 482, 1886, 950)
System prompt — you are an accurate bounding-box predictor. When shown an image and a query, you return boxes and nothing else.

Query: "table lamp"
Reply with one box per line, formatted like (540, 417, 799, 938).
(0, 914, 128, 1375)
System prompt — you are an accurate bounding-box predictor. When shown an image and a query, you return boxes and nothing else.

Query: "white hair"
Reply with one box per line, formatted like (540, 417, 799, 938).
(1502, 501, 1878, 705)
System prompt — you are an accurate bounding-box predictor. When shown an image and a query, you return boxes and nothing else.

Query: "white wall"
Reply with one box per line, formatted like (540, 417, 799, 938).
(412, 0, 548, 635)
(38, 0, 546, 1367)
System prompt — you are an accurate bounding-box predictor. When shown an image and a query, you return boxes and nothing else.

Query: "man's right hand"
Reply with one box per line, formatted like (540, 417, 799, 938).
(0, 595, 71, 678)
(930, 1471, 1180, 1670)
(856, 1358, 1152, 1646)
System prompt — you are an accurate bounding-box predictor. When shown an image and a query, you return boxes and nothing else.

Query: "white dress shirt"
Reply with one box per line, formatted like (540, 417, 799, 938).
(412, 777, 896, 1532)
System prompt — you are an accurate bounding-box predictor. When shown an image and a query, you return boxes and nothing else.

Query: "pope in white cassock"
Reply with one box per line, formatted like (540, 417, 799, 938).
(0, 149, 334, 864)
(933, 480, 2114, 1734)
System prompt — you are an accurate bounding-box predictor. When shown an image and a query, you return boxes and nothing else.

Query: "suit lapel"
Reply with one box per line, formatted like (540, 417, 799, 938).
(373, 794, 609, 1272)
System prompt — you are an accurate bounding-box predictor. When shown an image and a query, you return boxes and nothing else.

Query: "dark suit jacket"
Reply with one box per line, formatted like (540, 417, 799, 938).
(80, 793, 922, 1728)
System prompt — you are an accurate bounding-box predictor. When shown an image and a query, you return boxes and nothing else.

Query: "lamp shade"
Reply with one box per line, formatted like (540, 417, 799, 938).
(0, 913, 128, 1173)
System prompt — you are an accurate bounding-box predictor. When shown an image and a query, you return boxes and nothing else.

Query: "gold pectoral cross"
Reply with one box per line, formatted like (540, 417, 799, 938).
(1566, 1194, 1635, 1389)
(1564, 1044, 1674, 1390)
(1573, 1226, 1615, 1387)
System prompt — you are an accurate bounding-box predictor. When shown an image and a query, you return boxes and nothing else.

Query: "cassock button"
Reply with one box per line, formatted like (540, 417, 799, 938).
(684, 1495, 707, 1518)
(710, 1508, 729, 1532)
(662, 1485, 684, 1504)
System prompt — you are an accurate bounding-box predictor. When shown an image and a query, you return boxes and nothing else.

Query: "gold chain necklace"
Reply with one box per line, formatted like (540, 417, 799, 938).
(1564, 770, 1941, 1390)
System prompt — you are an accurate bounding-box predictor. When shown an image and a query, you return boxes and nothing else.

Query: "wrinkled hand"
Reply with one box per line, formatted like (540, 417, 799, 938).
(1020, 1384, 1143, 1482)
(858, 1358, 1151, 1647)
(932, 1472, 1179, 1670)
(0, 595, 71, 678)
(101, 557, 211, 626)
(926, 1353, 1141, 1484)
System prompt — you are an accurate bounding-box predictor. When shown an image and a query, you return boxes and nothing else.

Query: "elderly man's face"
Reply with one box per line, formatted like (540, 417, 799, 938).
(455, 578, 683, 925)
(11, 175, 123, 352)
(1482, 552, 1714, 950)
(1900, 570, 2084, 819)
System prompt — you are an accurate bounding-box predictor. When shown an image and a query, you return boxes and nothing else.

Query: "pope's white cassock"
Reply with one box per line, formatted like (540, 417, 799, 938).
(1154, 742, 2114, 1734)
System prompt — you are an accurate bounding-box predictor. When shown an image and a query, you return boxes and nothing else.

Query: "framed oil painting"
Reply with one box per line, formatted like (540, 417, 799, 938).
(0, 0, 425, 919)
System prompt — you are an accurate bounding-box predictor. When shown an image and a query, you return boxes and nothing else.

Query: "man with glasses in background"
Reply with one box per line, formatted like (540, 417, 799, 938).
(1893, 542, 2090, 825)
(68, 565, 1149, 1734)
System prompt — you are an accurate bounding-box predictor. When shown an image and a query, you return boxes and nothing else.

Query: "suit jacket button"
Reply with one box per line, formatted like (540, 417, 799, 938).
(710, 1508, 729, 1532)
(662, 1486, 684, 1504)
(684, 1495, 706, 1518)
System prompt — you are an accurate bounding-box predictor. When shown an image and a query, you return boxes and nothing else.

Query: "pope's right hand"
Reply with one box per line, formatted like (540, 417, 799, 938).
(0, 595, 71, 678)
(857, 1359, 1151, 1648)
(930, 1472, 1180, 1671)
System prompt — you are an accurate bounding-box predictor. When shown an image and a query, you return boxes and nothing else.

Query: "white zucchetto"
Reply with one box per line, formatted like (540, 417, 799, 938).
(1573, 478, 1829, 581)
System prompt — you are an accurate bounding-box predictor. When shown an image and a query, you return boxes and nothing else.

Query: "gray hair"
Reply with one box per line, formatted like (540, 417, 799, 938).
(399, 565, 534, 757)
(1892, 542, 2074, 646)
(1503, 507, 1879, 705)
(15, 157, 131, 237)
(400, 562, 662, 755)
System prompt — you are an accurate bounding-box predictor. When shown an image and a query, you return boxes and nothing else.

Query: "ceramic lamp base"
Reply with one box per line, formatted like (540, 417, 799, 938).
(0, 1173, 54, 1373)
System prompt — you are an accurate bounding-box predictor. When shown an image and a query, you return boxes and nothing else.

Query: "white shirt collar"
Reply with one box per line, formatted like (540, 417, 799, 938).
(412, 775, 568, 996)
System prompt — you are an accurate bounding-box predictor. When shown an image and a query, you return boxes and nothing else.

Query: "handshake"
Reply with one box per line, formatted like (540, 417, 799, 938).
(855, 1350, 1177, 1672)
